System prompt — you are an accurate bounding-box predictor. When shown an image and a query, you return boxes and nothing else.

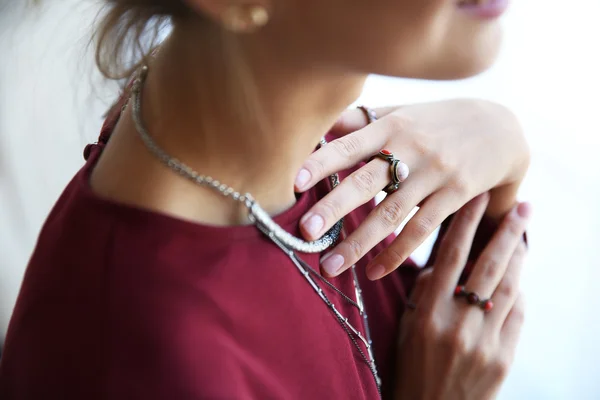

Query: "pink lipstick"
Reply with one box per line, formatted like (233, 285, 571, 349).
(458, 0, 510, 19)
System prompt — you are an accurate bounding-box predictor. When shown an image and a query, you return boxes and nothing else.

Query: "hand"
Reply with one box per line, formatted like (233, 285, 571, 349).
(294, 99, 531, 280)
(394, 194, 530, 400)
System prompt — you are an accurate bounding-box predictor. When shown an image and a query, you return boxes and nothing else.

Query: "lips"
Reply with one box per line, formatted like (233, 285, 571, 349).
(457, 0, 510, 19)
(458, 0, 493, 6)
(458, 0, 490, 4)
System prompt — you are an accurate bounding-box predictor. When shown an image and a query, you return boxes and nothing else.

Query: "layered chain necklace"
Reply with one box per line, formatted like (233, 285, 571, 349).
(128, 65, 381, 396)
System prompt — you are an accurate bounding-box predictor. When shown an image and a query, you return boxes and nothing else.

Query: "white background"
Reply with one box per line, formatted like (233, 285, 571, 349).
(1, 1, 599, 398)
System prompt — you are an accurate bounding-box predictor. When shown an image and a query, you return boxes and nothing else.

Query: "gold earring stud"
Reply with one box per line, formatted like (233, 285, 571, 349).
(249, 6, 269, 28)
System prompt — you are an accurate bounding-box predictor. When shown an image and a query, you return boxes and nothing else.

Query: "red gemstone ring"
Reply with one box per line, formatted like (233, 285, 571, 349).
(454, 285, 494, 313)
(370, 149, 410, 194)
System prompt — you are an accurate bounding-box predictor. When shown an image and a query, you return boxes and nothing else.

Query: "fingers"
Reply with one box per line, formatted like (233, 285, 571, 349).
(427, 193, 490, 294)
(465, 203, 532, 299)
(299, 160, 392, 240)
(319, 176, 431, 278)
(486, 240, 527, 330)
(295, 112, 413, 192)
(294, 127, 384, 192)
(498, 293, 526, 365)
(410, 268, 434, 305)
(328, 106, 399, 138)
(367, 189, 463, 280)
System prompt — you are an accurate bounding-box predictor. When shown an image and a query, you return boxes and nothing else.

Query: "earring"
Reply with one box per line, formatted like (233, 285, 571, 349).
(223, 5, 269, 33)
(249, 6, 269, 28)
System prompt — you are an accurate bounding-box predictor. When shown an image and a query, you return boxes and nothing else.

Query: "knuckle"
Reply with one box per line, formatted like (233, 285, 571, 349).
(410, 216, 434, 240)
(442, 243, 464, 266)
(505, 214, 525, 236)
(351, 169, 379, 198)
(448, 176, 470, 198)
(492, 358, 512, 380)
(420, 316, 443, 342)
(304, 158, 326, 180)
(430, 152, 453, 174)
(383, 245, 407, 267)
(513, 308, 526, 325)
(498, 282, 517, 299)
(472, 346, 495, 367)
(345, 238, 364, 260)
(481, 258, 502, 281)
(415, 268, 433, 287)
(378, 199, 405, 227)
(458, 203, 480, 224)
(442, 330, 469, 355)
(512, 296, 526, 322)
(459, 204, 476, 220)
(331, 135, 365, 160)
(384, 112, 412, 134)
(414, 270, 433, 293)
(319, 199, 343, 221)
(412, 137, 431, 158)
(410, 139, 432, 159)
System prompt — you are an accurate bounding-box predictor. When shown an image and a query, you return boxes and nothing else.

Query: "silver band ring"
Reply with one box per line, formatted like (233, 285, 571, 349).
(358, 105, 377, 124)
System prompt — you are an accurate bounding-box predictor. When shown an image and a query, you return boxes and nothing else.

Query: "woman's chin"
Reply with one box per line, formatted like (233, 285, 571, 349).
(436, 56, 501, 81)
(375, 26, 503, 81)
(387, 48, 501, 81)
(377, 57, 497, 81)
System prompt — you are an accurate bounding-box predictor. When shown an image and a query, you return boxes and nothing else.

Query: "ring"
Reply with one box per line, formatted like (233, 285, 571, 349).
(358, 105, 378, 124)
(454, 285, 494, 313)
(370, 149, 410, 194)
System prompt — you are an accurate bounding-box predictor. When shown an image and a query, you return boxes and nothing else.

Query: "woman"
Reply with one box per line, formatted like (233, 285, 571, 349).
(0, 0, 531, 399)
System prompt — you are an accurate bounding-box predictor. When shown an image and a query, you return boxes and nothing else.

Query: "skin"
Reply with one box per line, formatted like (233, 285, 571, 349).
(90, 0, 530, 398)
(396, 195, 529, 399)
(297, 100, 530, 280)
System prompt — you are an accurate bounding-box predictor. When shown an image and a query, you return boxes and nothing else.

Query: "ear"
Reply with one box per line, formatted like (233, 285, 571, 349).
(183, 0, 272, 33)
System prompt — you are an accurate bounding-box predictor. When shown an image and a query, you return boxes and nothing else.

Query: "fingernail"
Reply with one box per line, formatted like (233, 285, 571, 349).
(295, 168, 311, 190)
(321, 253, 345, 276)
(304, 214, 324, 238)
(367, 264, 386, 281)
(517, 202, 533, 219)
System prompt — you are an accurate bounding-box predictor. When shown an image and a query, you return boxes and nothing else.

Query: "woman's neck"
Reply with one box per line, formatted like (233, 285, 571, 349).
(95, 26, 367, 226)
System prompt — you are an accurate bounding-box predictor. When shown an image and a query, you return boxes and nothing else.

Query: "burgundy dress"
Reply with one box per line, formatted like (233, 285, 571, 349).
(0, 106, 496, 399)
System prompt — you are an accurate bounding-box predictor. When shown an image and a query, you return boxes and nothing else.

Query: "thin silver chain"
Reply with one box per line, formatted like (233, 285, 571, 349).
(130, 65, 341, 254)
(128, 65, 381, 396)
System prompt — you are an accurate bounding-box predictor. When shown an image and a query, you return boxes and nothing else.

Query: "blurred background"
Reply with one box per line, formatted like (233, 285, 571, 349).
(1, 1, 599, 398)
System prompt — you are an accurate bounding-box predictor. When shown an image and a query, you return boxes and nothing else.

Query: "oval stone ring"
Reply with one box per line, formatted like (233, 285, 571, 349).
(370, 149, 410, 194)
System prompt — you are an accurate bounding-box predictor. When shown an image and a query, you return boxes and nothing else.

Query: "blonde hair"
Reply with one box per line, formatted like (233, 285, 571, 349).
(93, 1, 192, 80)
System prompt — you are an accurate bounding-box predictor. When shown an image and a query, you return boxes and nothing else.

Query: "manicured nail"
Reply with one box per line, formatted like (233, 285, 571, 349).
(321, 253, 345, 276)
(295, 168, 311, 190)
(304, 214, 324, 238)
(367, 264, 386, 281)
(517, 202, 533, 219)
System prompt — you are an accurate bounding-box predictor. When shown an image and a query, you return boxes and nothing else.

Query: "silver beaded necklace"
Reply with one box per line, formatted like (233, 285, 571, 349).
(129, 65, 381, 396)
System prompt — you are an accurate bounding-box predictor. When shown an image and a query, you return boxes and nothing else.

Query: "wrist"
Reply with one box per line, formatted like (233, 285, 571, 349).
(498, 103, 531, 188)
(487, 106, 530, 221)
(485, 179, 523, 222)
(488, 153, 529, 222)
